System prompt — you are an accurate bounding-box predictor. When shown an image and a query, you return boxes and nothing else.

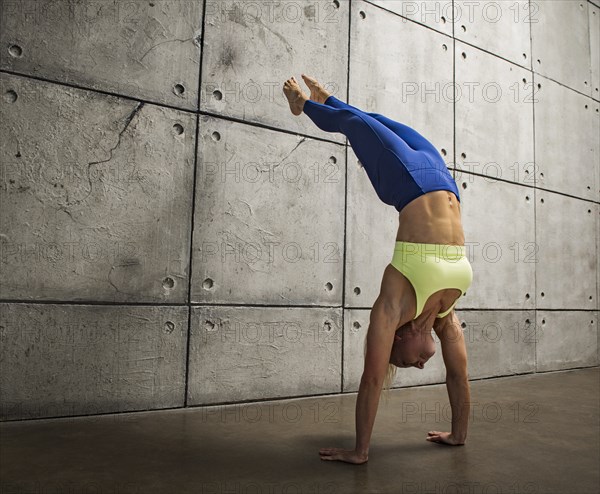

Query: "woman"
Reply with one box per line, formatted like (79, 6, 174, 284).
(283, 75, 473, 464)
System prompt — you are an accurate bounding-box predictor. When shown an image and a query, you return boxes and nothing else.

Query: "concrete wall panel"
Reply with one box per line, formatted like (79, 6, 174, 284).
(0, 0, 203, 110)
(342, 309, 445, 392)
(536, 192, 596, 310)
(454, 0, 531, 68)
(0, 303, 188, 421)
(0, 73, 196, 303)
(367, 0, 453, 36)
(350, 0, 454, 166)
(201, 0, 348, 142)
(455, 173, 535, 309)
(191, 116, 345, 305)
(188, 306, 342, 404)
(531, 0, 592, 96)
(590, 2, 600, 99)
(455, 40, 534, 186)
(462, 310, 536, 379)
(344, 148, 399, 308)
(536, 310, 598, 371)
(534, 75, 597, 201)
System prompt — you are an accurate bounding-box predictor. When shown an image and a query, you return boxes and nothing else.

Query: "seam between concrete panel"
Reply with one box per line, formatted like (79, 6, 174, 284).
(450, 169, 600, 205)
(341, 0, 353, 393)
(0, 302, 594, 312)
(363, 0, 454, 41)
(529, 0, 538, 373)
(0, 69, 349, 146)
(184, 0, 208, 407)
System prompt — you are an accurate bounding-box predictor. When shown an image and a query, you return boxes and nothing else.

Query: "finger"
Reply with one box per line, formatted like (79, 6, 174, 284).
(428, 431, 441, 435)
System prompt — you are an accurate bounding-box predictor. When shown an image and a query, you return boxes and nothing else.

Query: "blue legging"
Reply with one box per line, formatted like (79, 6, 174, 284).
(303, 95, 447, 210)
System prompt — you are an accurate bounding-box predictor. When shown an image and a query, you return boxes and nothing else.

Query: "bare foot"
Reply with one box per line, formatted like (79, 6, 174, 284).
(301, 74, 331, 104)
(283, 77, 308, 116)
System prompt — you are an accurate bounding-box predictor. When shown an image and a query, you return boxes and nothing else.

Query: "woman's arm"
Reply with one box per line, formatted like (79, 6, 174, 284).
(430, 310, 470, 444)
(320, 299, 398, 463)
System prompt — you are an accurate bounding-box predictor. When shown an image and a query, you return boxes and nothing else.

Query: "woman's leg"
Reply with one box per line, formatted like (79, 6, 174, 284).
(303, 99, 426, 164)
(302, 99, 430, 207)
(323, 95, 440, 157)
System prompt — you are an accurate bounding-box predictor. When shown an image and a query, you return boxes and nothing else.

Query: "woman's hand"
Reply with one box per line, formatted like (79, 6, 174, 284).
(319, 447, 368, 464)
(426, 431, 465, 445)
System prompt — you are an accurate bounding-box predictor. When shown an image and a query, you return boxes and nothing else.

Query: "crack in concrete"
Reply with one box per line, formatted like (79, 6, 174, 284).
(139, 37, 196, 62)
(68, 102, 145, 207)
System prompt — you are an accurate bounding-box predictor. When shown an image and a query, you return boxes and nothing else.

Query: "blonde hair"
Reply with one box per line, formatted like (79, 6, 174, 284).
(363, 335, 398, 404)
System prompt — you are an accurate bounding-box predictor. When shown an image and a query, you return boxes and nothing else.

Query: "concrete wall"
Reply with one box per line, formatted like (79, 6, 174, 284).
(0, 0, 598, 420)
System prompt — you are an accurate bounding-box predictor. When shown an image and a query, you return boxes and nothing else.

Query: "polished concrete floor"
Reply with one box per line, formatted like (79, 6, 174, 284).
(1, 367, 598, 494)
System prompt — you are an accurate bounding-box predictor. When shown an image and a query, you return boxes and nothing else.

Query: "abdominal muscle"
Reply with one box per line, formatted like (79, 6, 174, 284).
(395, 190, 465, 245)
(395, 190, 466, 321)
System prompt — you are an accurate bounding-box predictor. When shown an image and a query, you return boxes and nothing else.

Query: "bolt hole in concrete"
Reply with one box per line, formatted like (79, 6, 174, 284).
(542, 319, 545, 325)
(441, 148, 446, 156)
(359, 10, 366, 19)
(8, 44, 22, 57)
(173, 124, 184, 135)
(525, 318, 530, 324)
(461, 322, 466, 328)
(461, 25, 466, 32)
(523, 53, 527, 59)
(213, 89, 223, 101)
(211, 131, 221, 141)
(164, 321, 175, 333)
(354, 286, 361, 295)
(589, 295, 593, 300)
(585, 104, 588, 109)
(541, 292, 545, 297)
(525, 293, 530, 299)
(461, 152, 466, 159)
(461, 51, 466, 59)
(537, 83, 541, 89)
(162, 277, 175, 289)
(203, 278, 214, 290)
(353, 321, 361, 330)
(525, 195, 530, 202)
(540, 198, 544, 203)
(540, 172, 544, 178)
(173, 83, 185, 95)
(592, 320, 595, 325)
(588, 209, 592, 214)
(325, 282, 333, 291)
(441, 16, 446, 24)
(522, 78, 527, 84)
(329, 156, 337, 164)
(442, 43, 447, 51)
(323, 321, 332, 332)
(587, 185, 591, 190)
(462, 182, 467, 190)
(332, 0, 340, 8)
(4, 90, 17, 103)
(205, 320, 216, 331)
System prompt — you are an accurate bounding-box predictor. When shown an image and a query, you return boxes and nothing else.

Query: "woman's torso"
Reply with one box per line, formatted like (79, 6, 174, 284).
(395, 190, 465, 245)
